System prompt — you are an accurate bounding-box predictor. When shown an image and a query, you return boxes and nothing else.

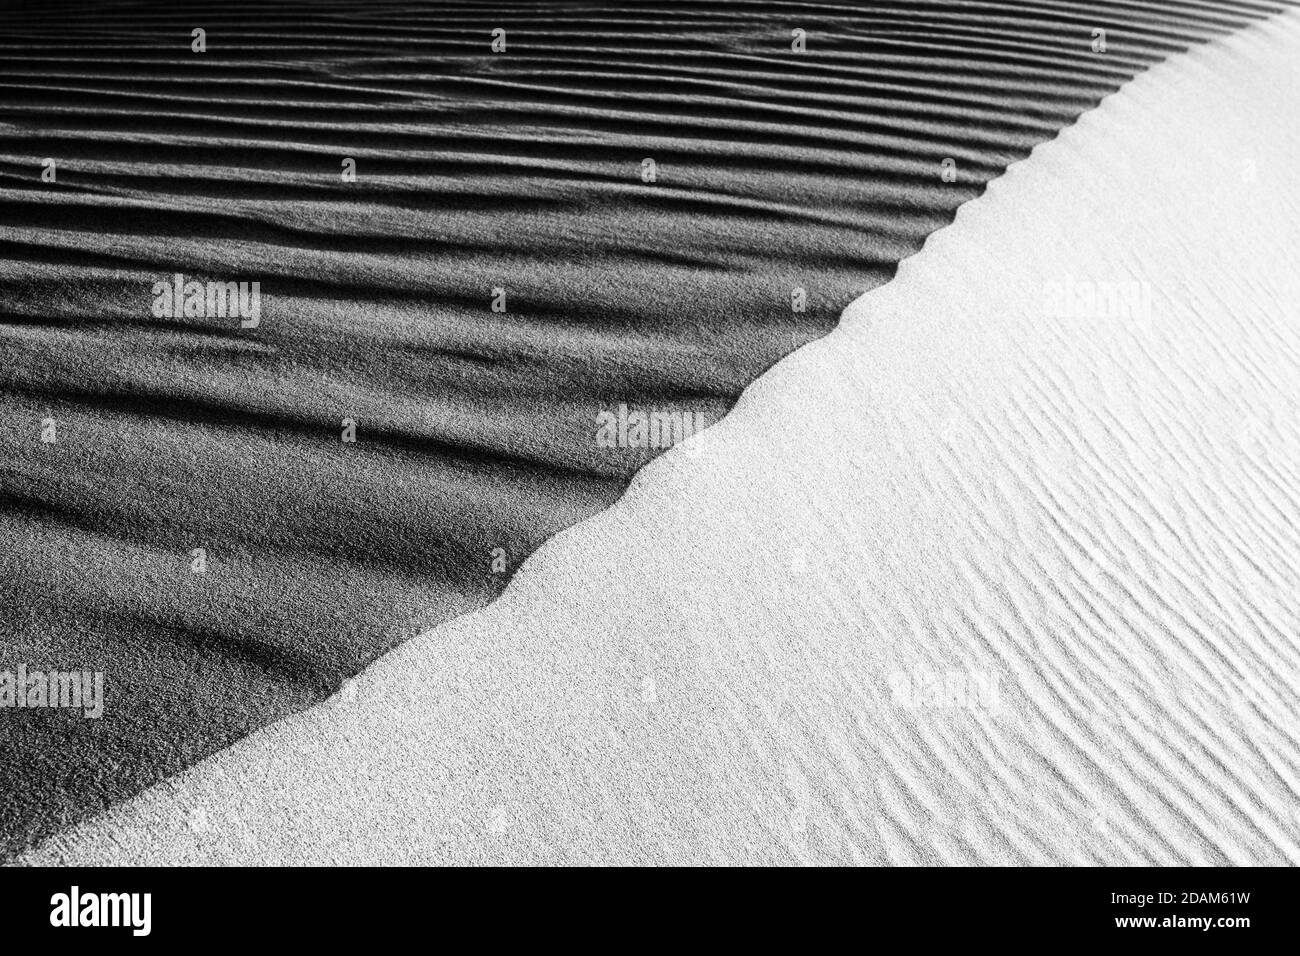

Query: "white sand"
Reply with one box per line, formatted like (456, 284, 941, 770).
(24, 10, 1300, 865)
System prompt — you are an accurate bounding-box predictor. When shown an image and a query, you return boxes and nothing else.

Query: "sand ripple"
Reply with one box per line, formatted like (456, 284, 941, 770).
(1, 0, 1287, 856)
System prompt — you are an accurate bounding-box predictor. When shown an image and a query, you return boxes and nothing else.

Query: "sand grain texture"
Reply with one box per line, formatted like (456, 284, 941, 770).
(22, 6, 1300, 866)
(4, 0, 1283, 855)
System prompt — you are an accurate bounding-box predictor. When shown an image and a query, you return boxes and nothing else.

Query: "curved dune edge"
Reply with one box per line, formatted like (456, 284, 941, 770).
(12, 0, 1284, 857)
(24, 10, 1300, 865)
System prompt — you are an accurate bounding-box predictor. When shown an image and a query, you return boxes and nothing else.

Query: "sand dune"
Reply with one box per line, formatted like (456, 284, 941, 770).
(21, 6, 1300, 866)
(5, 0, 1282, 856)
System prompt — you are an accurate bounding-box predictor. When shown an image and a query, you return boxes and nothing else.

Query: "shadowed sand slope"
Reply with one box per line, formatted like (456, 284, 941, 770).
(24, 6, 1300, 867)
(0, 0, 1288, 856)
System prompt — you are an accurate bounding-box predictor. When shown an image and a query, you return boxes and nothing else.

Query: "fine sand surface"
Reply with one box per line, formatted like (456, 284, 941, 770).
(24, 8, 1300, 866)
(3, 1, 1279, 855)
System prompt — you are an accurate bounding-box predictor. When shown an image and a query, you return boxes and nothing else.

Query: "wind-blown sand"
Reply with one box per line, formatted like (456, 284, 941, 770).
(23, 8, 1300, 866)
(4, 1, 1281, 855)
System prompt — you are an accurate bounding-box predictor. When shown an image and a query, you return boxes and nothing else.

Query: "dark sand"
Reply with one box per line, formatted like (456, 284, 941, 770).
(0, 0, 1284, 856)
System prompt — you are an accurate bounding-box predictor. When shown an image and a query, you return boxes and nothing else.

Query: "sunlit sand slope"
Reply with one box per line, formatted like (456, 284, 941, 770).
(22, 7, 1300, 866)
(4, 0, 1281, 855)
